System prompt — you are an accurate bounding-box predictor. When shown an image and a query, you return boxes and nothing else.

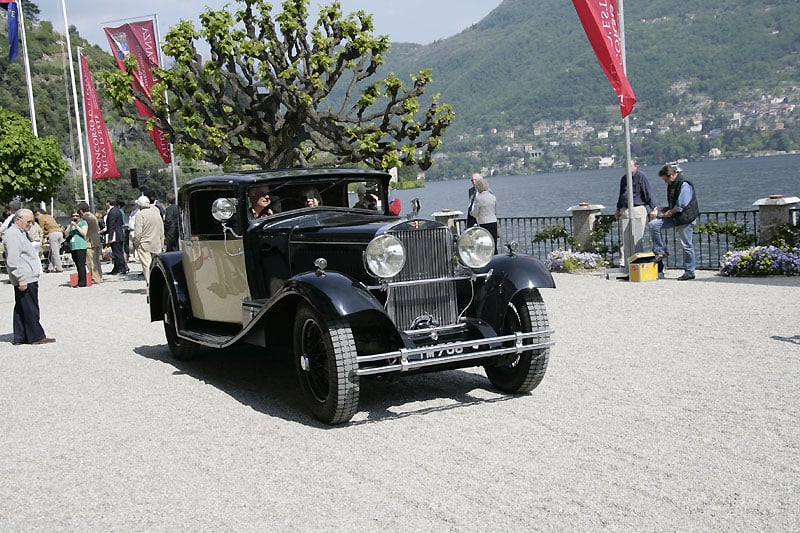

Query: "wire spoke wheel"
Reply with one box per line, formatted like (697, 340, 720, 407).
(484, 289, 550, 394)
(294, 304, 359, 424)
(300, 318, 332, 402)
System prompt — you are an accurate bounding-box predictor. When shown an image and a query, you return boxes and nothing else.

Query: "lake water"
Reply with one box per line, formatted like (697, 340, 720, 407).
(394, 154, 800, 218)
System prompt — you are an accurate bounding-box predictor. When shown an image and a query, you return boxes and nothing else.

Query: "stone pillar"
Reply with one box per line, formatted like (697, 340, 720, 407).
(432, 210, 463, 233)
(567, 203, 605, 250)
(753, 195, 800, 244)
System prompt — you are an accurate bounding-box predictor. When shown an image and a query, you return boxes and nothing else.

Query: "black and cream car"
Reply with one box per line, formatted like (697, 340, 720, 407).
(148, 168, 555, 424)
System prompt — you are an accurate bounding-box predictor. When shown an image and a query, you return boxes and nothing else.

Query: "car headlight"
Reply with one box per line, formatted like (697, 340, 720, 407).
(211, 198, 236, 221)
(365, 234, 406, 278)
(457, 226, 494, 268)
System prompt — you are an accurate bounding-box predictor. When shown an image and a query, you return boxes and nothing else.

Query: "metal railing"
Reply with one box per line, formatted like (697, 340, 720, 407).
(683, 210, 759, 270)
(457, 209, 762, 271)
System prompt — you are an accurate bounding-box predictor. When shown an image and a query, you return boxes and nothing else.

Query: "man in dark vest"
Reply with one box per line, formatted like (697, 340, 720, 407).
(648, 163, 699, 280)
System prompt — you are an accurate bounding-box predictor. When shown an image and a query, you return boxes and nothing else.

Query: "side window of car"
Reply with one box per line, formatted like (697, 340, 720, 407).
(187, 189, 238, 239)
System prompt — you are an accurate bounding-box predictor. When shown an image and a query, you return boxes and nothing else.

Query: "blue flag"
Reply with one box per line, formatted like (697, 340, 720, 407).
(1, 0, 18, 61)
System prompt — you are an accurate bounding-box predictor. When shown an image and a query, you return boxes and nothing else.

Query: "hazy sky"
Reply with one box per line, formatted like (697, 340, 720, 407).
(37, 1, 500, 50)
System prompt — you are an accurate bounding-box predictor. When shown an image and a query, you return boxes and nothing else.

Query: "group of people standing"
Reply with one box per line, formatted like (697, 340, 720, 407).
(614, 160, 698, 280)
(65, 191, 177, 289)
(64, 202, 104, 288)
(462, 160, 698, 280)
(1, 189, 180, 346)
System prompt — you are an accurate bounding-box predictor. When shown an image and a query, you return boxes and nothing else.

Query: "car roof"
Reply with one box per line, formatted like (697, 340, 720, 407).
(184, 168, 390, 190)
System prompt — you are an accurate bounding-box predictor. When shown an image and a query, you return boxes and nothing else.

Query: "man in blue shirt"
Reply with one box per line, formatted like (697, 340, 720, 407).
(614, 159, 656, 266)
(648, 164, 700, 280)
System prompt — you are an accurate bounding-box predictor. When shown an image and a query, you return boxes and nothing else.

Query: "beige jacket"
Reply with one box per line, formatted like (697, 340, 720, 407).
(133, 205, 165, 253)
(82, 212, 102, 248)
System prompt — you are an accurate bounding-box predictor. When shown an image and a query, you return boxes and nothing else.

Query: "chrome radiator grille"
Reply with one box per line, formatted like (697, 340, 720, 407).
(386, 226, 459, 331)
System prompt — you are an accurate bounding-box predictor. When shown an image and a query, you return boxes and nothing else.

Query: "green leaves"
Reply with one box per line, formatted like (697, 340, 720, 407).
(0, 107, 68, 202)
(100, 0, 451, 171)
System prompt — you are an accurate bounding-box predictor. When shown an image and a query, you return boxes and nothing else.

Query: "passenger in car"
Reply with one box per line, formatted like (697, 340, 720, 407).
(353, 184, 378, 210)
(301, 188, 323, 208)
(249, 186, 274, 218)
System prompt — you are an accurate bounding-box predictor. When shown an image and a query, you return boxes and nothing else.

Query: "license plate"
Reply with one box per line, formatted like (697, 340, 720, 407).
(416, 345, 467, 361)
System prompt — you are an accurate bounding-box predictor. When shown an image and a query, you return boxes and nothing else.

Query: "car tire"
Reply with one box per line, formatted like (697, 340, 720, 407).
(293, 304, 360, 425)
(162, 287, 201, 361)
(484, 289, 550, 394)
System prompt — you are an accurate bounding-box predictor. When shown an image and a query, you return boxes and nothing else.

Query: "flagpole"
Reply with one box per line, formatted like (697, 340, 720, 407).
(619, 0, 637, 266)
(77, 47, 97, 210)
(16, 0, 37, 136)
(153, 14, 180, 204)
(62, 0, 90, 208)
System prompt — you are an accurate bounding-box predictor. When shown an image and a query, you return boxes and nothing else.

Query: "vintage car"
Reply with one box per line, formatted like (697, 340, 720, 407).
(148, 168, 555, 424)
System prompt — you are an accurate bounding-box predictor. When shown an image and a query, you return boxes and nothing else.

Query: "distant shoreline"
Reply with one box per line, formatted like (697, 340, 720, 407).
(428, 150, 800, 182)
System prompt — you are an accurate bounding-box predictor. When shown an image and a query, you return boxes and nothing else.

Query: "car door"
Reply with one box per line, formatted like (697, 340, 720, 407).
(182, 188, 249, 324)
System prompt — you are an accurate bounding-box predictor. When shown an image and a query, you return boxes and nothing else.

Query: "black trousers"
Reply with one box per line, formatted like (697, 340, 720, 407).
(13, 281, 46, 344)
(110, 241, 125, 273)
(71, 248, 87, 287)
(480, 222, 499, 254)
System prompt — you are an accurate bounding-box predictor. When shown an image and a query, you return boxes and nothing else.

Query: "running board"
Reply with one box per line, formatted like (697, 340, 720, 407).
(178, 329, 236, 348)
(175, 299, 267, 349)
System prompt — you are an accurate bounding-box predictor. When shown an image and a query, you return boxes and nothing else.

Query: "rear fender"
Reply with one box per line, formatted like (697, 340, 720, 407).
(474, 254, 555, 332)
(148, 252, 190, 326)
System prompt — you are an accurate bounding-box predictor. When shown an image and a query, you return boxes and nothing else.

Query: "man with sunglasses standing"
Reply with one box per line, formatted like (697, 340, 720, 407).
(3, 209, 55, 345)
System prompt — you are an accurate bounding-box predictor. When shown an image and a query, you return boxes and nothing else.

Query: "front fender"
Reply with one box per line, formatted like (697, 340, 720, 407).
(283, 271, 386, 319)
(254, 271, 402, 352)
(473, 254, 555, 332)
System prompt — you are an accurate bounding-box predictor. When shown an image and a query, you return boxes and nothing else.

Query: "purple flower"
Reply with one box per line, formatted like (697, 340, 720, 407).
(720, 245, 800, 277)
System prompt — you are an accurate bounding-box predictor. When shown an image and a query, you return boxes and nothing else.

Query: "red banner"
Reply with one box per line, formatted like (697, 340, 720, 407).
(80, 53, 120, 179)
(572, 0, 636, 117)
(104, 20, 171, 163)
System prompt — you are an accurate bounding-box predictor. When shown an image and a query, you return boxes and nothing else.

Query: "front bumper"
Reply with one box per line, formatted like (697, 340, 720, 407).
(355, 328, 555, 376)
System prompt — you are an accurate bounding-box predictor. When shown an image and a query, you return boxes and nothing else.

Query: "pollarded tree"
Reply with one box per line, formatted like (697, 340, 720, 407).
(101, 0, 454, 171)
(0, 107, 68, 203)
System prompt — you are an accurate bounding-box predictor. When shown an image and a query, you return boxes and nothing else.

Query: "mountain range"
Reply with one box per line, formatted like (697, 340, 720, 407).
(383, 0, 800, 133)
(1, 0, 799, 188)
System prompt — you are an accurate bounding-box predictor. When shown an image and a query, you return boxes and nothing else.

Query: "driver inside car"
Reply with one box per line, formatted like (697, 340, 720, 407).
(249, 186, 274, 218)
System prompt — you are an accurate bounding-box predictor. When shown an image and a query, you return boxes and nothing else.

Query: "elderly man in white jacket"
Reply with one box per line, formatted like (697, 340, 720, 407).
(2, 209, 55, 345)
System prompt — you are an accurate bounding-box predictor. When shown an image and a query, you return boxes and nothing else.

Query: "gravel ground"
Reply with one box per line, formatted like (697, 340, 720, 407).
(1, 263, 799, 531)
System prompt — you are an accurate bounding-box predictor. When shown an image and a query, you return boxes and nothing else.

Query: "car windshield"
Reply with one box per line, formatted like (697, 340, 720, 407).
(246, 178, 386, 219)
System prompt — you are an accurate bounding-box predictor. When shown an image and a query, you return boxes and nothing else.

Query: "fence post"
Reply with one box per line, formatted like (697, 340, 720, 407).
(567, 202, 605, 250)
(753, 195, 800, 244)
